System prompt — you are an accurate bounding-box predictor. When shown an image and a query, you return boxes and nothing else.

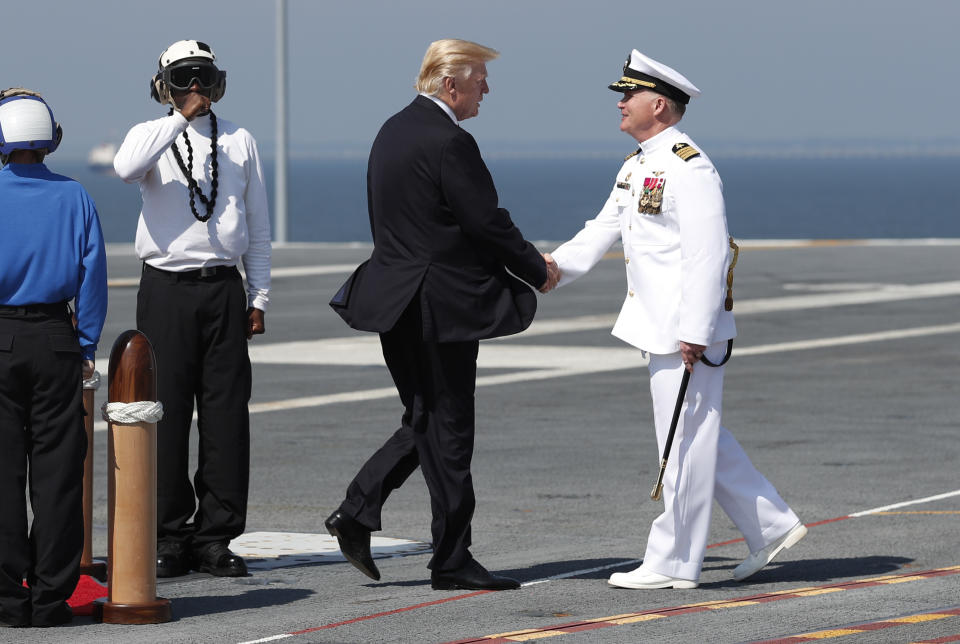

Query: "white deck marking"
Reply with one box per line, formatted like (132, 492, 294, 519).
(232, 486, 960, 644)
(231, 531, 431, 570)
(849, 489, 960, 517)
(520, 559, 642, 587)
(93, 321, 960, 431)
(529, 488, 960, 587)
(92, 280, 960, 430)
(513, 280, 960, 338)
(240, 322, 960, 417)
(734, 322, 960, 357)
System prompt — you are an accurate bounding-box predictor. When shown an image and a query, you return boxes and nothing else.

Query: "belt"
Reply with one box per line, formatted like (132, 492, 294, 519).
(0, 301, 70, 318)
(143, 263, 239, 281)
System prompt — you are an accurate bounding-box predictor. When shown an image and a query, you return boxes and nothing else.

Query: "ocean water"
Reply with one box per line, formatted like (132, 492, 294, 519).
(47, 156, 960, 244)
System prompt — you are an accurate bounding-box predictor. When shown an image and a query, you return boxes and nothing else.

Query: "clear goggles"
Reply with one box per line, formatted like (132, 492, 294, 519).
(163, 61, 223, 91)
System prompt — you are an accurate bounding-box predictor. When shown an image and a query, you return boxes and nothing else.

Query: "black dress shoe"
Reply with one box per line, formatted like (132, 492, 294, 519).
(0, 614, 30, 628)
(192, 542, 248, 577)
(30, 603, 72, 628)
(325, 510, 380, 580)
(431, 559, 520, 591)
(157, 542, 190, 578)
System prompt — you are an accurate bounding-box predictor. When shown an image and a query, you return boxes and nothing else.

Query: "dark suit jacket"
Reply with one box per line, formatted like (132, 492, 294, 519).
(331, 95, 547, 342)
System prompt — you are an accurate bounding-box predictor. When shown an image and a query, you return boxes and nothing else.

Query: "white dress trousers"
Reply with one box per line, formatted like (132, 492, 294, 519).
(643, 343, 799, 581)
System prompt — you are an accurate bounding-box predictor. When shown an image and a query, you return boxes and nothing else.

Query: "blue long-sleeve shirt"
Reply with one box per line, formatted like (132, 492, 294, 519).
(0, 162, 108, 360)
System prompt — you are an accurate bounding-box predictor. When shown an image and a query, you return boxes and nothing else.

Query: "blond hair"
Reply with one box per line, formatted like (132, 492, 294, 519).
(415, 39, 499, 95)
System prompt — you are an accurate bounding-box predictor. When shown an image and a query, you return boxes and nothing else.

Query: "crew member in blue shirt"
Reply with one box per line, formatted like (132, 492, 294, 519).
(0, 88, 108, 628)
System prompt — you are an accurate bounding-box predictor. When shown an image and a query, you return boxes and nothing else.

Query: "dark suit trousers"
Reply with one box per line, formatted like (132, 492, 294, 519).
(0, 308, 84, 626)
(340, 301, 479, 572)
(137, 265, 251, 550)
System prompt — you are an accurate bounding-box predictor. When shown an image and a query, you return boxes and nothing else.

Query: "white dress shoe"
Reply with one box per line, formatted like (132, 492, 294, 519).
(608, 566, 698, 589)
(733, 521, 807, 581)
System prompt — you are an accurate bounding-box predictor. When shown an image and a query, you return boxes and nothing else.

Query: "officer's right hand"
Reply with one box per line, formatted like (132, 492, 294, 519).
(82, 359, 95, 381)
(539, 253, 560, 293)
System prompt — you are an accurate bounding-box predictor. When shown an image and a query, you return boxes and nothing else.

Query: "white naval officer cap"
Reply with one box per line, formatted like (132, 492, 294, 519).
(608, 50, 701, 105)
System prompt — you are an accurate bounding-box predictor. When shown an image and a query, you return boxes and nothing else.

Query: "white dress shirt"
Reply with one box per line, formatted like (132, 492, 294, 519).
(419, 92, 458, 124)
(114, 111, 271, 310)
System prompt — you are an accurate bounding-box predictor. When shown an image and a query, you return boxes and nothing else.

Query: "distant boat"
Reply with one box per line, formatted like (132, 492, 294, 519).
(88, 142, 117, 173)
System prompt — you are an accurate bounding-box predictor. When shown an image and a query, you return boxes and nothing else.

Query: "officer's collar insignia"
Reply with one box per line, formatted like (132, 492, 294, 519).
(672, 142, 700, 161)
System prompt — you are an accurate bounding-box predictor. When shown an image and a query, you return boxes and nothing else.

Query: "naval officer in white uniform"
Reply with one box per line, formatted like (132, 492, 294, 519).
(548, 50, 806, 589)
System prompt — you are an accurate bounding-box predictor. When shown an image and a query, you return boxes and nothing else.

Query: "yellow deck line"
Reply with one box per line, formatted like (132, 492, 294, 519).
(458, 566, 960, 644)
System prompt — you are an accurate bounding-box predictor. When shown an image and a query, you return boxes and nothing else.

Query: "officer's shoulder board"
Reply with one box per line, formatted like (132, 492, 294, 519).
(624, 149, 640, 162)
(672, 142, 700, 162)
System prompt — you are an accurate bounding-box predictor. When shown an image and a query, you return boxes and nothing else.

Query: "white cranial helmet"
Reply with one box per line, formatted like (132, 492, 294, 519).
(150, 39, 226, 105)
(0, 88, 62, 163)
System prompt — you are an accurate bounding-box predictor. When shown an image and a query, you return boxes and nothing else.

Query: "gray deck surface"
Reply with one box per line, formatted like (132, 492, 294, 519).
(11, 239, 960, 644)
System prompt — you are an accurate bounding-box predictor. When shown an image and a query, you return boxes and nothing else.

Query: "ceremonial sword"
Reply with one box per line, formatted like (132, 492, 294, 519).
(649, 339, 734, 502)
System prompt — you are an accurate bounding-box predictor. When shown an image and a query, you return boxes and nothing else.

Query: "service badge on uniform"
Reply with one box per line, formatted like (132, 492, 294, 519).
(672, 142, 700, 161)
(639, 177, 665, 215)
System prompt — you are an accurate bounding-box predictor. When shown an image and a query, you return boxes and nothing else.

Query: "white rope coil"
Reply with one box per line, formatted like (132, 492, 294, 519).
(101, 400, 164, 425)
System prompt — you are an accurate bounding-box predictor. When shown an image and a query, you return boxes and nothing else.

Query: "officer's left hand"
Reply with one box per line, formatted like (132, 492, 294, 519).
(82, 360, 95, 381)
(679, 341, 705, 373)
(247, 307, 266, 339)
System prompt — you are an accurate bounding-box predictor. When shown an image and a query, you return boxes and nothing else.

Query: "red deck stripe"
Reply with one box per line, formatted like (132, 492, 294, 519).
(267, 510, 933, 640)
(445, 574, 960, 643)
(289, 590, 491, 635)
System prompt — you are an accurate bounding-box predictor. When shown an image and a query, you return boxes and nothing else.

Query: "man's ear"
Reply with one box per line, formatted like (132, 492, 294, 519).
(441, 76, 457, 97)
(652, 95, 667, 114)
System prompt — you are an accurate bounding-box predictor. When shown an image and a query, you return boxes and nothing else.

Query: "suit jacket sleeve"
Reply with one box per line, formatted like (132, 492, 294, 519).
(440, 130, 547, 289)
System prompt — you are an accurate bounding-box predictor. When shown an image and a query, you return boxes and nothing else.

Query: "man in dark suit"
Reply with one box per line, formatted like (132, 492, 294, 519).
(326, 39, 558, 591)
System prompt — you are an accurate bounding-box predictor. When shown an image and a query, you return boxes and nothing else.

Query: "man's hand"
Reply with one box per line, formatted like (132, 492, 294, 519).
(178, 92, 211, 121)
(679, 341, 706, 373)
(247, 307, 266, 339)
(82, 359, 95, 381)
(539, 253, 560, 293)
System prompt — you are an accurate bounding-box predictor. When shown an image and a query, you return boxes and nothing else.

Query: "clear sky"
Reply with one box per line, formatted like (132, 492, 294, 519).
(5, 0, 960, 160)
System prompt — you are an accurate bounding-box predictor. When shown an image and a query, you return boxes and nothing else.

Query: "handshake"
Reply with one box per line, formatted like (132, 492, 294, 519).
(538, 253, 560, 294)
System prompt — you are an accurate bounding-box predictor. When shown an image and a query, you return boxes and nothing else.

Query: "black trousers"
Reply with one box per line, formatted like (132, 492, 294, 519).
(340, 301, 479, 571)
(0, 306, 85, 626)
(137, 265, 251, 550)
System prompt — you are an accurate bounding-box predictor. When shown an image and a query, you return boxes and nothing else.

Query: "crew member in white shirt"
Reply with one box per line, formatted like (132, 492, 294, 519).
(114, 39, 270, 579)
(547, 50, 805, 589)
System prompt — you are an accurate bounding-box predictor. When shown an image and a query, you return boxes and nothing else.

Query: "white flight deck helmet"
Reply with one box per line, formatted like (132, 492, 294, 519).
(150, 39, 227, 106)
(0, 88, 62, 165)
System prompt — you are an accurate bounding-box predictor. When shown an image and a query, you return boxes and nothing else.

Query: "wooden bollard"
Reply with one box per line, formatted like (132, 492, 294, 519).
(80, 371, 107, 581)
(94, 330, 171, 624)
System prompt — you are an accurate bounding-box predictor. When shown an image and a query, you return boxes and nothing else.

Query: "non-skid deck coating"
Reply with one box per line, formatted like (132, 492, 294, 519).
(16, 239, 960, 644)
